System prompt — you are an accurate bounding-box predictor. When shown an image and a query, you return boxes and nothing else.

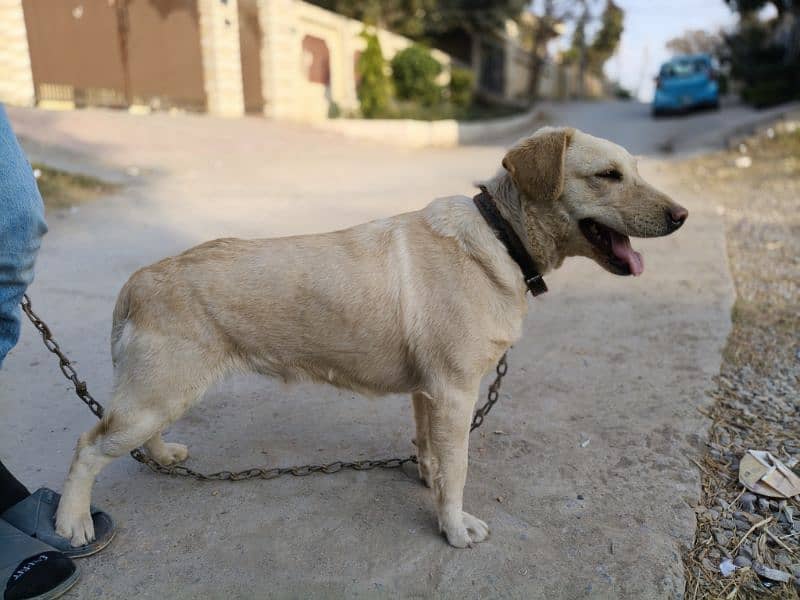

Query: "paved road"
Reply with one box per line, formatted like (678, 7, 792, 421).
(533, 100, 795, 156)
(1, 102, 736, 599)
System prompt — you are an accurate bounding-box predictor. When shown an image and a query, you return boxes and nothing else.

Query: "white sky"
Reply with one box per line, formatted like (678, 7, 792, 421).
(538, 0, 739, 101)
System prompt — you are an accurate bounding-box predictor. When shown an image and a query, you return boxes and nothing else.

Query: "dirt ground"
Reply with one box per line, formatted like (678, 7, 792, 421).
(673, 118, 800, 598)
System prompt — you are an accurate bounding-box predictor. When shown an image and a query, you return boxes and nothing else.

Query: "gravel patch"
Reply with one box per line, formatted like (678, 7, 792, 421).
(673, 117, 800, 599)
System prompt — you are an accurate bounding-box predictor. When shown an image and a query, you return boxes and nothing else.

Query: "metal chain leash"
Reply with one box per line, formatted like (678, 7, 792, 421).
(20, 293, 509, 482)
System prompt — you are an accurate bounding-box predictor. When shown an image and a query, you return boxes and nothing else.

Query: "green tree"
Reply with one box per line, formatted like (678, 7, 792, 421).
(563, 0, 623, 75)
(448, 67, 474, 107)
(308, 0, 528, 38)
(723, 0, 800, 106)
(666, 29, 725, 57)
(391, 45, 442, 106)
(586, 0, 623, 75)
(356, 31, 391, 117)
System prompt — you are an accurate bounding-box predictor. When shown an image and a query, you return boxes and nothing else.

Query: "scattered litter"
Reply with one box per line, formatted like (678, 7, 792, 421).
(739, 450, 800, 498)
(767, 127, 775, 139)
(753, 562, 792, 583)
(33, 168, 41, 179)
(493, 430, 506, 435)
(579, 438, 591, 448)
(719, 558, 736, 577)
(734, 156, 752, 169)
(496, 496, 504, 503)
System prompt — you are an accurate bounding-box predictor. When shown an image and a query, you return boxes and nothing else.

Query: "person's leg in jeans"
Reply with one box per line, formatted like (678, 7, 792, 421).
(0, 104, 78, 599)
(0, 103, 47, 511)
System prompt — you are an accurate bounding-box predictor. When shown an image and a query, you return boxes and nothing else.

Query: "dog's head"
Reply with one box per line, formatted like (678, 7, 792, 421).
(502, 126, 688, 276)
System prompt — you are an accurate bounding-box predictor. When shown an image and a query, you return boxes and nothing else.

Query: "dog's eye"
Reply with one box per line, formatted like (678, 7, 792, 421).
(596, 169, 623, 181)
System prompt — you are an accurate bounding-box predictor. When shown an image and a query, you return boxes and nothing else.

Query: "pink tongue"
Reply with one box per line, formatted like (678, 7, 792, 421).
(610, 231, 644, 276)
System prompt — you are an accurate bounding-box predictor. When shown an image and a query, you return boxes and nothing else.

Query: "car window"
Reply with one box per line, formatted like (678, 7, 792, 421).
(661, 58, 708, 78)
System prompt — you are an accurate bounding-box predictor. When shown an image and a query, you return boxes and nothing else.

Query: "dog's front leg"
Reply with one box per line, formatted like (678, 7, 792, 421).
(428, 387, 489, 548)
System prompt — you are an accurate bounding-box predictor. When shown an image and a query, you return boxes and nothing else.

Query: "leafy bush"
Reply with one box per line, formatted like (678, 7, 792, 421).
(726, 22, 800, 108)
(448, 67, 474, 108)
(390, 44, 442, 106)
(356, 31, 390, 118)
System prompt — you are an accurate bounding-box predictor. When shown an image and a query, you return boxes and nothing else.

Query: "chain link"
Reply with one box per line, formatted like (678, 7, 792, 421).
(20, 294, 105, 420)
(20, 293, 509, 482)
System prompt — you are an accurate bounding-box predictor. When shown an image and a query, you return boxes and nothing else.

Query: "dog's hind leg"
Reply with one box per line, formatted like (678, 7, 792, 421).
(412, 392, 432, 487)
(54, 402, 167, 547)
(55, 327, 223, 547)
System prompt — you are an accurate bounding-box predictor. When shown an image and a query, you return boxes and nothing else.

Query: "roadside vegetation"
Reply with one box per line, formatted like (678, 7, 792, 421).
(669, 1, 799, 108)
(354, 32, 517, 121)
(32, 163, 116, 211)
(676, 119, 800, 598)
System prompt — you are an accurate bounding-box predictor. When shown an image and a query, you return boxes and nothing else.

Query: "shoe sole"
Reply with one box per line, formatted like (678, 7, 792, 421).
(62, 528, 116, 559)
(32, 564, 80, 600)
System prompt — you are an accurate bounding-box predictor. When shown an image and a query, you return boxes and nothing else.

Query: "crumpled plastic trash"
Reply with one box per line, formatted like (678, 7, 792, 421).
(719, 558, 736, 577)
(739, 450, 800, 499)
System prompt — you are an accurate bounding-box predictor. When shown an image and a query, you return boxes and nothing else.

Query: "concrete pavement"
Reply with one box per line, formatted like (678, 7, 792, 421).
(0, 103, 734, 599)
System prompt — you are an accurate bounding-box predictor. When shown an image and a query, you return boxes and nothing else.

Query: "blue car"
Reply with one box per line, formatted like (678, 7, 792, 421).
(652, 54, 720, 116)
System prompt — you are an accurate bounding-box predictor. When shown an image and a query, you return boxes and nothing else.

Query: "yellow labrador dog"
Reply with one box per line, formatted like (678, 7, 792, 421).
(55, 127, 687, 549)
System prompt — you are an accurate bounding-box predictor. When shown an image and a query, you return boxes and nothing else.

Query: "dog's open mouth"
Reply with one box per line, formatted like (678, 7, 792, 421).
(579, 219, 644, 276)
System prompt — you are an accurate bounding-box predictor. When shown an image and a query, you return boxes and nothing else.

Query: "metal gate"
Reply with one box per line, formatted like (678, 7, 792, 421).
(21, 0, 206, 111)
(237, 0, 263, 113)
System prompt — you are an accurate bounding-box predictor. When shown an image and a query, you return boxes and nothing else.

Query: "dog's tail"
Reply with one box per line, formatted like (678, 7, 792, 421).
(110, 278, 134, 367)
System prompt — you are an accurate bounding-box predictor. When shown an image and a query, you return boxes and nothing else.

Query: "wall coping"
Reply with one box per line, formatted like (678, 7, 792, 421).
(312, 107, 547, 147)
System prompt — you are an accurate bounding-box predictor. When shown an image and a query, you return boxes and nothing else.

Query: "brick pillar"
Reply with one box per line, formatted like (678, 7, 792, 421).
(0, 0, 35, 106)
(258, 0, 300, 120)
(339, 26, 359, 113)
(198, 0, 245, 117)
(504, 37, 515, 102)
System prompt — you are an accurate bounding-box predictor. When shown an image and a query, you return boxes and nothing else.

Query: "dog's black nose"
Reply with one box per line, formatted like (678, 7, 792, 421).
(667, 206, 688, 231)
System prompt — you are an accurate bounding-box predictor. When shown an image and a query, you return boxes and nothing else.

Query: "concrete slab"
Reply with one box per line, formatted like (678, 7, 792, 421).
(0, 104, 734, 599)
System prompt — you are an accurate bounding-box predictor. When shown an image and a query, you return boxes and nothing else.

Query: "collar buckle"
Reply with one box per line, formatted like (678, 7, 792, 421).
(525, 274, 548, 296)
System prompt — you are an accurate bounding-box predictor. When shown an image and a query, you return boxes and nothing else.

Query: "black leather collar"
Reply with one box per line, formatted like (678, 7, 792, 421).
(473, 188, 548, 296)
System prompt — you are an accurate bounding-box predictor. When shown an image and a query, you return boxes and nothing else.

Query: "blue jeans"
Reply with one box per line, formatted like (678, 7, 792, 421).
(0, 105, 47, 368)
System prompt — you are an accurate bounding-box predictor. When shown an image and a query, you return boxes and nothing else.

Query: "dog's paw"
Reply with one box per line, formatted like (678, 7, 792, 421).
(440, 511, 490, 548)
(151, 442, 189, 466)
(56, 510, 95, 547)
(417, 457, 432, 488)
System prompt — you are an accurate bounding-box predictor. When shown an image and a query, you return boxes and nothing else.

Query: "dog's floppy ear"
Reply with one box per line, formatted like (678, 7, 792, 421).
(502, 127, 572, 202)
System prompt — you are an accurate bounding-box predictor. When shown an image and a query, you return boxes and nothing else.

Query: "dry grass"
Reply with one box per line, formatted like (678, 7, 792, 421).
(33, 163, 116, 210)
(674, 120, 800, 599)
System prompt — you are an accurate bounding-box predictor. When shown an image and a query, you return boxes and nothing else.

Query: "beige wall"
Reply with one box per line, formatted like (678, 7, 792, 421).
(0, 0, 35, 107)
(2, 0, 587, 120)
(258, 0, 454, 122)
(505, 42, 534, 102)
